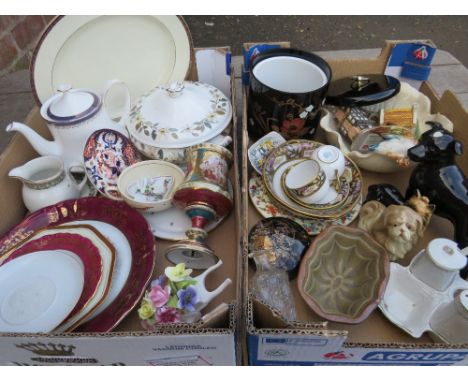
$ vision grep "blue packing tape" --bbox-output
[226,52,232,76]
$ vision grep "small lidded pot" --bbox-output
[127,81,233,164]
[409,238,467,291]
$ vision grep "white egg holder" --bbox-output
[379,260,468,342]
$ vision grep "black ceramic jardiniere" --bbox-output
[247,48,332,140]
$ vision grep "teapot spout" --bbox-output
[6,122,61,158]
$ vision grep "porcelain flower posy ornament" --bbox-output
[138,260,231,328]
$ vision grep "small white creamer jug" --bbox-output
[9,156,87,212]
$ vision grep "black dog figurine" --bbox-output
[406,121,468,277]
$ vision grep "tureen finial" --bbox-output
[165,82,184,98]
[56,84,72,93]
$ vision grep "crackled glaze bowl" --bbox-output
[297,226,390,324]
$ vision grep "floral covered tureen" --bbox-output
[128,81,233,164]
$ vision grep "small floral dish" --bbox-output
[248,131,286,174]
[297,226,389,324]
[138,261,232,327]
[320,82,454,173]
[111,160,185,213]
[249,174,361,236]
[83,129,141,199]
[248,217,310,275]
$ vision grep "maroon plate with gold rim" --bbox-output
[0,197,156,332]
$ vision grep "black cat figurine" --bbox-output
[406,121,468,277]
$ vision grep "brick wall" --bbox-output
[0,16,55,77]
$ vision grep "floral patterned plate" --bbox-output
[248,217,310,273]
[262,139,362,219]
[0,197,155,332]
[249,174,361,236]
[83,129,141,200]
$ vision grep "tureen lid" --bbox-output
[326,74,400,107]
[426,238,466,271]
[128,81,232,149]
[41,84,101,125]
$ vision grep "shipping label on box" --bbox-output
[248,333,347,365]
[0,333,236,366]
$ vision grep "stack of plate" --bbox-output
[0,197,155,333]
[249,140,363,235]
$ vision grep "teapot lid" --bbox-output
[128,81,232,149]
[41,85,101,125]
[426,238,467,271]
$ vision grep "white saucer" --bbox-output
[30,225,115,332]
[62,220,132,321]
[142,207,224,241]
[0,251,84,333]
[143,180,233,241]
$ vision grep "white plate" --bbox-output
[32,16,192,105]
[23,225,116,332]
[143,206,224,241]
[143,181,233,240]
[0,251,84,333]
[62,220,132,321]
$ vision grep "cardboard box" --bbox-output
[242,41,468,366]
[0,47,243,366]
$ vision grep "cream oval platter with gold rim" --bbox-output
[31,15,193,105]
[261,139,363,220]
[249,174,361,236]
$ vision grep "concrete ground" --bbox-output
[184,16,468,66]
[1,15,467,153]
